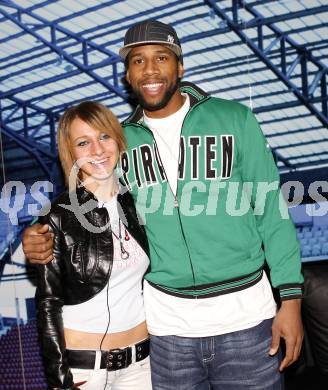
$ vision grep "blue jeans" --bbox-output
[150,319,284,390]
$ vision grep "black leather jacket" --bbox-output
[35,186,149,390]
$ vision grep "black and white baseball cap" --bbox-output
[119,20,183,62]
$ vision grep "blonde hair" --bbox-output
[57,101,126,184]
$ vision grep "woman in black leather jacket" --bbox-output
[35,101,152,390]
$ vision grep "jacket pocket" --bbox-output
[68,241,98,283]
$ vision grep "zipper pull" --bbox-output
[174,196,179,208]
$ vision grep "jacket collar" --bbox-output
[74,185,134,219]
[74,185,148,253]
[75,185,97,204]
[75,185,130,206]
[122,81,209,126]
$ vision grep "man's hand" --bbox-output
[22,223,54,264]
[269,298,303,371]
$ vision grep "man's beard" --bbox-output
[135,75,180,112]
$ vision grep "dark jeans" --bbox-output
[150,319,284,390]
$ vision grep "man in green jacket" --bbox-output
[24,19,303,390]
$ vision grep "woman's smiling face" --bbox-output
[69,117,120,181]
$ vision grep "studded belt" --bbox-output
[66,338,150,371]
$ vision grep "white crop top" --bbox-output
[62,195,149,333]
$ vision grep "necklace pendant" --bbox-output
[124,229,130,241]
[121,246,129,260]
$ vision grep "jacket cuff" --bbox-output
[278,284,303,301]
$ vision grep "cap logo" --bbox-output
[167,34,174,43]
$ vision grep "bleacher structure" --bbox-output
[0,321,46,390]
[0,1,327,388]
[297,225,328,261]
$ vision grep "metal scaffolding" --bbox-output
[0,0,327,175]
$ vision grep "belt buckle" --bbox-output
[106,348,128,371]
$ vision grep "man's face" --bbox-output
[126,45,184,114]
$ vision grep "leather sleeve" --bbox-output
[35,213,75,390]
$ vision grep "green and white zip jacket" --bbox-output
[120,81,303,301]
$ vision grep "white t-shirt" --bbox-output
[143,96,277,337]
[62,195,149,333]
[144,94,190,195]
